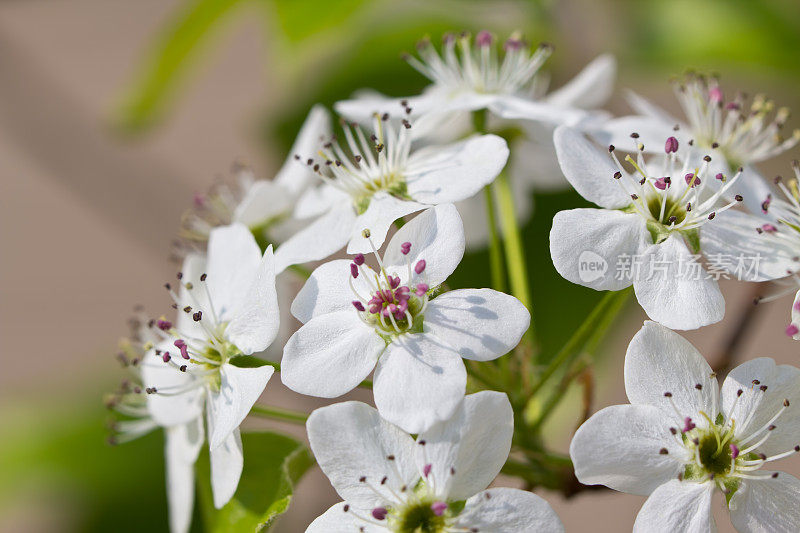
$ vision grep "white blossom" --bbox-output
[306,391,564,533]
[570,321,800,532]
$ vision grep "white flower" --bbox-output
[107,315,203,533]
[142,223,280,516]
[175,105,356,273]
[305,391,564,533]
[335,31,615,131]
[599,74,800,171]
[594,74,800,211]
[570,321,800,533]
[549,125,770,330]
[280,204,530,432]
[292,114,509,254]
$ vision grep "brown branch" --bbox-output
[712,283,768,377]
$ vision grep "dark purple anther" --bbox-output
[762,224,777,233]
[353,253,365,266]
[162,352,171,363]
[350,263,359,278]
[371,507,388,521]
[665,136,679,154]
[654,177,669,190]
[685,173,701,187]
[174,339,190,359]
[389,276,401,289]
[353,301,365,312]
[400,242,412,255]
[715,173,725,181]
[683,417,696,433]
[787,324,799,337]
[157,319,172,331]
[476,30,492,47]
[416,283,429,297]
[423,463,432,477]
[415,260,426,274]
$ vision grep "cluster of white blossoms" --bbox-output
[108,29,800,533]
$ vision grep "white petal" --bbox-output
[570,404,685,495]
[142,346,204,427]
[206,223,262,322]
[294,184,348,219]
[290,259,375,324]
[700,209,797,282]
[729,471,800,533]
[553,125,632,208]
[273,104,331,196]
[272,203,356,274]
[306,502,387,533]
[546,54,616,110]
[306,401,418,509]
[232,181,293,229]
[721,357,800,456]
[490,95,591,126]
[735,165,777,217]
[226,245,280,354]
[633,234,725,330]
[454,488,564,533]
[209,426,243,509]
[423,289,529,361]
[550,208,649,291]
[591,116,684,154]
[633,480,716,533]
[416,391,513,500]
[624,321,718,423]
[373,334,466,433]
[383,204,465,288]
[347,193,426,254]
[405,135,509,204]
[625,90,678,123]
[281,311,385,398]
[207,363,274,450]
[165,418,204,533]
[792,290,800,341]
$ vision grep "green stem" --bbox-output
[529,287,632,399]
[249,404,308,424]
[494,171,533,342]
[483,185,506,292]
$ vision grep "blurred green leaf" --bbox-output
[0,401,171,532]
[196,431,314,532]
[270,0,368,43]
[116,0,248,132]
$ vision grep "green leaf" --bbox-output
[116,0,248,132]
[270,0,368,43]
[197,431,315,532]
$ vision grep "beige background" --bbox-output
[1,1,798,531]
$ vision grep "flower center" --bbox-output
[394,499,447,533]
[350,231,431,337]
[303,114,413,214]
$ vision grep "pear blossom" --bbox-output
[280,204,530,432]
[174,105,355,273]
[594,74,800,212]
[290,112,509,254]
[106,314,203,533]
[305,391,564,533]
[142,223,279,516]
[335,31,615,131]
[549,125,769,330]
[570,321,800,532]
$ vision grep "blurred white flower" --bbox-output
[280,204,529,432]
[142,224,279,513]
[306,391,564,533]
[550,125,767,330]
[570,321,800,533]
[336,31,614,131]
[292,114,509,255]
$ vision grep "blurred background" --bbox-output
[3,0,800,531]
